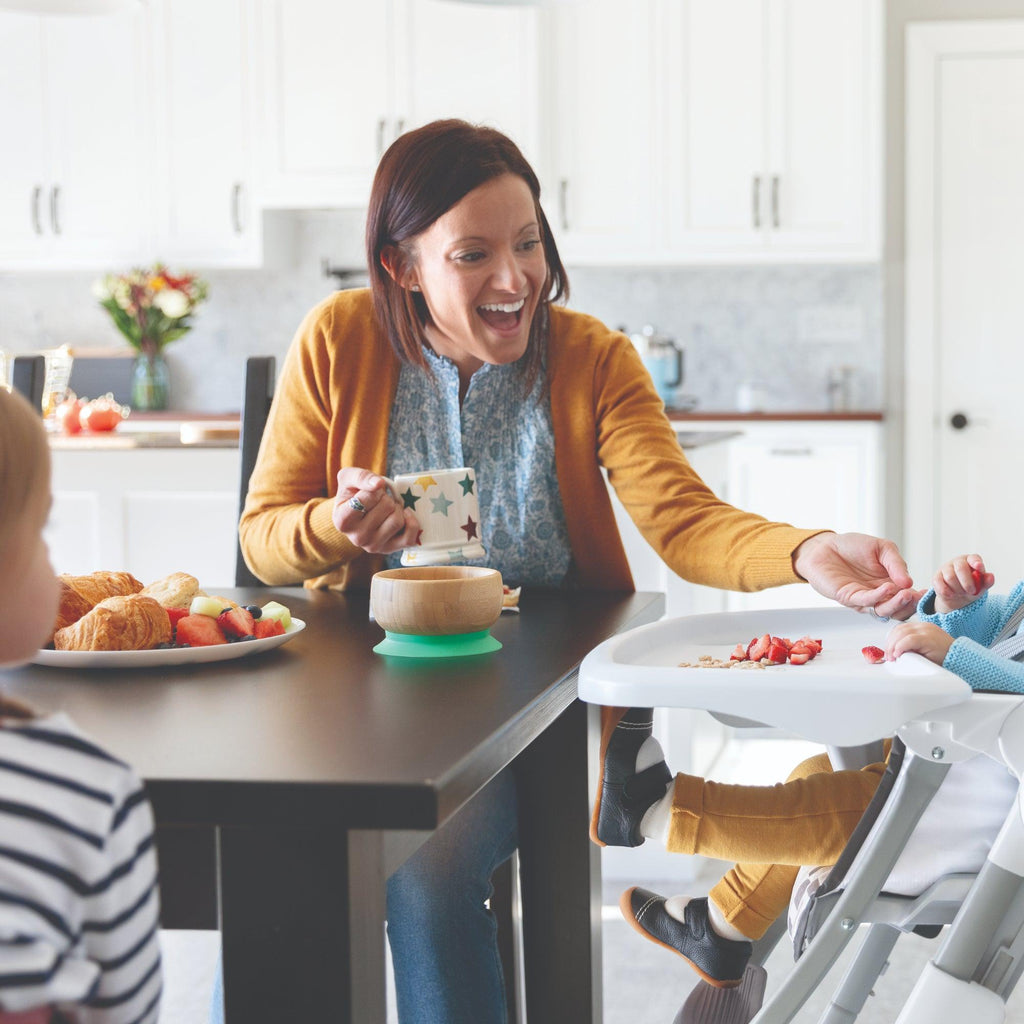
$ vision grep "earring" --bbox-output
[410,285,420,292]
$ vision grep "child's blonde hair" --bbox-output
[0,388,50,554]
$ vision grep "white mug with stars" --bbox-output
[383,466,486,567]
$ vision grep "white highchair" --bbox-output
[579,605,1024,1024]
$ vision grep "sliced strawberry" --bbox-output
[766,640,789,664]
[166,606,191,629]
[795,635,823,654]
[218,606,256,639]
[254,618,286,640]
[176,614,228,647]
[747,633,772,661]
[788,640,818,660]
[788,652,811,665]
[971,567,983,591]
[862,645,885,664]
[730,643,748,661]
[772,636,793,650]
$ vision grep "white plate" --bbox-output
[579,606,971,747]
[32,618,305,669]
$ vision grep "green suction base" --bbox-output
[373,629,502,659]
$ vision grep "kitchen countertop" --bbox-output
[667,410,883,422]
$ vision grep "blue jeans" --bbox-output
[209,767,518,1024]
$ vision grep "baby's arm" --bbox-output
[932,554,993,613]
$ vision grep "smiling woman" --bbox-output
[234,119,917,1024]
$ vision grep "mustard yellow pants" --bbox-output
[666,744,890,940]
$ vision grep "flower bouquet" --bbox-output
[93,264,209,410]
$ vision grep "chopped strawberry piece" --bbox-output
[862,645,885,664]
[166,606,191,628]
[254,618,286,640]
[788,640,818,660]
[730,643,748,661]
[747,633,772,661]
[971,568,983,591]
[217,606,256,639]
[176,614,228,647]
[772,636,793,650]
[795,636,823,654]
[788,652,811,665]
[766,640,789,664]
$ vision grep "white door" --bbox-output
[905,22,1024,584]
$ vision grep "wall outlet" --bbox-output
[797,305,865,344]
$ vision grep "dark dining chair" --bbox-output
[11,354,45,414]
[235,356,276,588]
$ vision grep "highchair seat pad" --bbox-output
[788,754,1018,940]
[579,607,971,746]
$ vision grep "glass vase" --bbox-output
[131,350,170,411]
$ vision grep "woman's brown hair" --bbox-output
[366,119,569,386]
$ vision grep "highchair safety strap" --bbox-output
[988,600,1024,661]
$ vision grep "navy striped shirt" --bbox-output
[0,713,161,1023]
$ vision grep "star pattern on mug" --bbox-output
[458,473,475,496]
[430,493,454,517]
[400,487,420,510]
[415,475,439,491]
[461,515,479,541]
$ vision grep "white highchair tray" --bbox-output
[579,606,971,746]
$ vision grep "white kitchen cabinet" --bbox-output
[545,0,664,263]
[47,446,241,590]
[149,0,261,266]
[549,0,880,265]
[665,0,881,261]
[255,0,541,209]
[0,8,152,269]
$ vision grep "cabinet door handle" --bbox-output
[395,118,405,138]
[559,178,569,231]
[49,185,61,236]
[752,175,761,229]
[31,185,43,235]
[376,118,387,157]
[769,447,813,457]
[231,182,244,234]
[771,174,780,228]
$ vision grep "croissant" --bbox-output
[45,580,95,647]
[140,571,201,609]
[53,594,172,652]
[59,570,144,608]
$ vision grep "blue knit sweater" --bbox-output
[918,581,1024,694]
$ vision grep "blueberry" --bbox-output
[244,604,262,619]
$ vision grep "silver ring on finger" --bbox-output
[349,496,367,516]
[868,607,890,623]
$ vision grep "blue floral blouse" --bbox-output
[384,346,572,588]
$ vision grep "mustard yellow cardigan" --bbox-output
[239,290,820,592]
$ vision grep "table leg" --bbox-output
[218,824,390,1023]
[515,697,603,1024]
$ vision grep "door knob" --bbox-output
[950,412,969,430]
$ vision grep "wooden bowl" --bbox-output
[370,566,504,636]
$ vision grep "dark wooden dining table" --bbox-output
[0,585,664,1024]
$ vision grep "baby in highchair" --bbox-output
[593,553,1022,987]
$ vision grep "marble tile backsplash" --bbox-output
[0,210,882,413]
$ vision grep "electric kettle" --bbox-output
[631,325,684,406]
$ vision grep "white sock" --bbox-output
[663,896,751,942]
[636,736,674,842]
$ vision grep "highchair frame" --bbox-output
[578,606,1024,1024]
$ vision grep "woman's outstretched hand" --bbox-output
[792,532,923,621]
[332,467,421,554]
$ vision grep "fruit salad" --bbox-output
[161,597,291,649]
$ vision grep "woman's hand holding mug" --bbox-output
[334,465,486,565]
[333,467,420,554]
